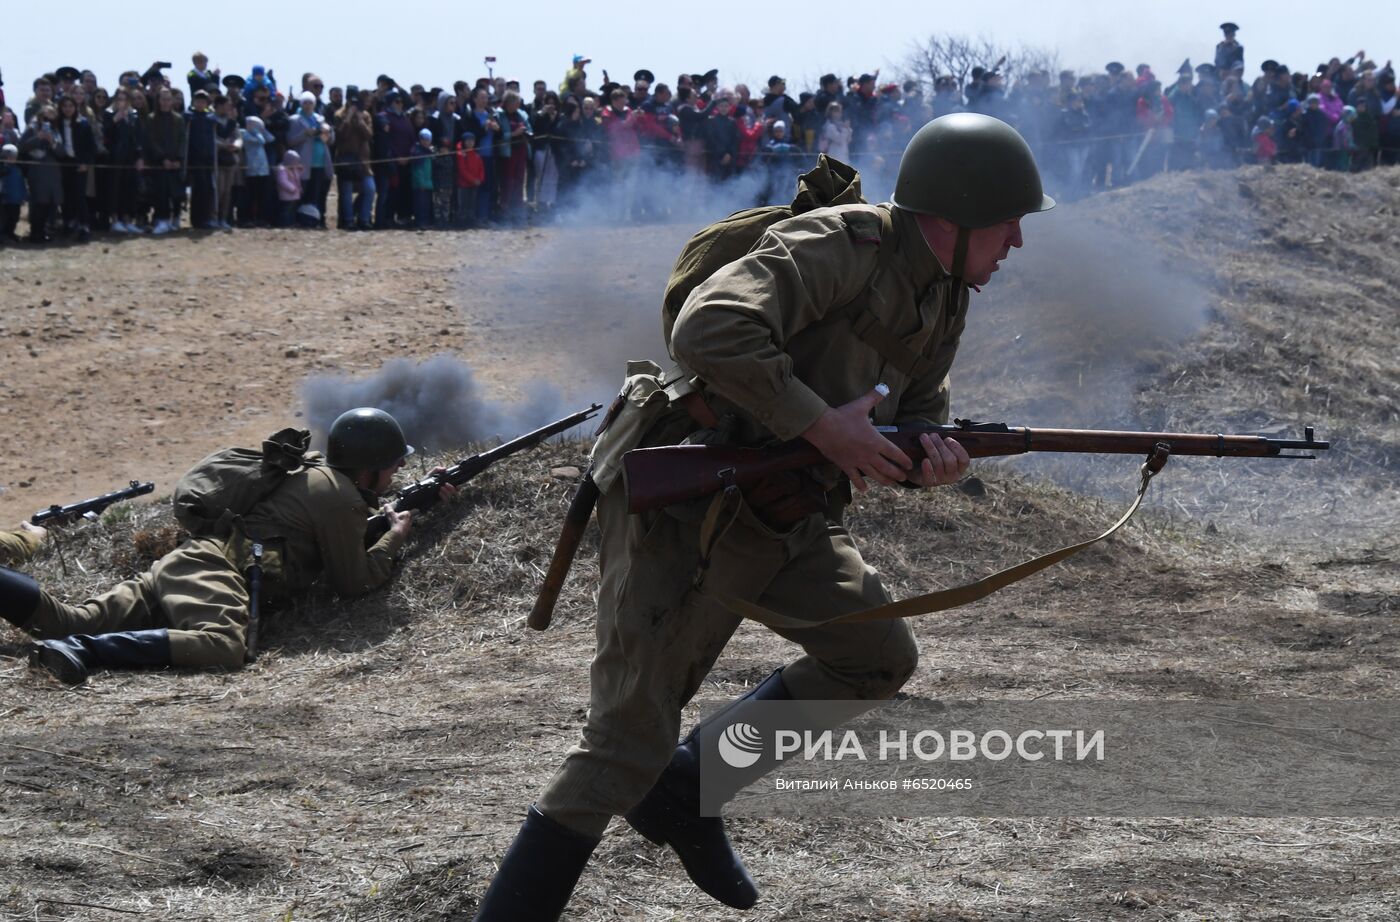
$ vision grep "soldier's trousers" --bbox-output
[24,538,249,670]
[538,484,918,838]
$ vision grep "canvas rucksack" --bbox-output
[173,428,322,538]
[660,155,936,382]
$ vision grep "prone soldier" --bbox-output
[0,408,453,684]
[473,113,1056,918]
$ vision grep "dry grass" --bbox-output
[3,166,1399,921]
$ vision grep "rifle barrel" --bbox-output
[32,480,156,525]
[365,403,603,543]
[623,421,1330,514]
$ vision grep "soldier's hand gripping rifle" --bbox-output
[364,404,602,545]
[32,480,156,526]
[622,420,1330,514]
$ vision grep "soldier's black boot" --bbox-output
[625,669,792,910]
[30,629,172,686]
[0,567,40,630]
[473,804,599,921]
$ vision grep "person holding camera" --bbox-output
[18,105,62,242]
[335,95,374,229]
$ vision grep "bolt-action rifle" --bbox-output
[364,404,603,545]
[32,480,156,526]
[621,420,1330,514]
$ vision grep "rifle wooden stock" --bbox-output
[622,420,1329,514]
[528,474,601,631]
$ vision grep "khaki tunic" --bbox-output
[25,465,404,669]
[0,530,41,565]
[538,203,966,837]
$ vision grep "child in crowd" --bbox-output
[432,124,456,226]
[454,132,484,228]
[275,149,304,226]
[1330,106,1357,172]
[241,115,274,226]
[1252,116,1277,164]
[411,127,434,227]
[0,144,26,243]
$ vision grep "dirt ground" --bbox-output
[1,165,1398,920]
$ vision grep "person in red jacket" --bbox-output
[454,133,485,227]
[734,102,766,172]
[1130,80,1173,180]
[601,87,640,218]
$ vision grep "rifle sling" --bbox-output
[711,458,1164,629]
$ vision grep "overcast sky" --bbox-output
[3,0,1394,99]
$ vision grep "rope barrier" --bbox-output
[25,127,1395,173]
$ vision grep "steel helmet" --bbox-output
[892,112,1055,228]
[326,408,413,470]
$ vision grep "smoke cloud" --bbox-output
[300,354,567,452]
[955,205,1212,426]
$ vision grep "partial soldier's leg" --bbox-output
[20,567,162,638]
[624,504,915,910]
[477,487,786,921]
[761,519,917,702]
[15,564,166,684]
[151,538,249,671]
[536,485,774,838]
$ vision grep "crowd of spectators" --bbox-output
[1,24,1397,245]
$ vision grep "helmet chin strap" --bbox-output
[950,225,971,284]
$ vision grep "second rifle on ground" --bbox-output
[32,480,156,526]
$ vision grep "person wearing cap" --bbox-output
[410,126,435,226]
[813,73,842,118]
[1273,98,1303,163]
[471,112,1054,920]
[1264,62,1296,116]
[561,54,590,94]
[0,410,456,684]
[1165,61,1203,170]
[761,75,799,134]
[630,69,654,108]
[184,89,221,227]
[1216,23,1244,74]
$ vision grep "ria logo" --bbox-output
[717,722,764,768]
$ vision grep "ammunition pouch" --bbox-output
[591,360,703,495]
